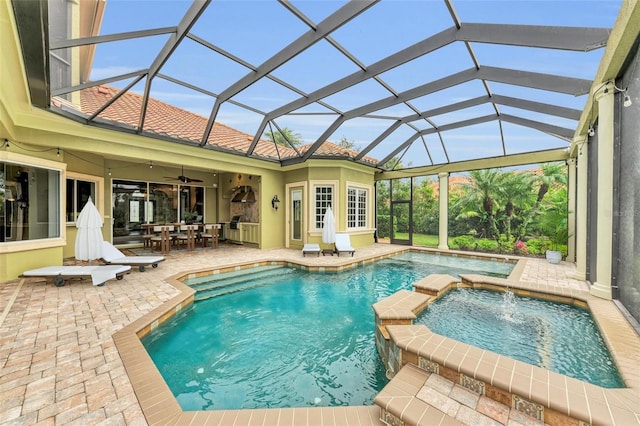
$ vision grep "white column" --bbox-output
[591,82,615,300]
[566,157,576,263]
[438,172,449,250]
[573,137,588,280]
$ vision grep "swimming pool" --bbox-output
[142,252,514,410]
[416,288,624,388]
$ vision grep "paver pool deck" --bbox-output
[1,243,637,425]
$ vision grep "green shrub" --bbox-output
[476,238,499,253]
[450,235,477,251]
[496,236,513,254]
[523,238,549,255]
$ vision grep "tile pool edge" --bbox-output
[376,275,640,425]
[110,250,533,425]
[112,260,399,425]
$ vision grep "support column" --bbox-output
[591,82,615,300]
[573,137,588,280]
[437,172,449,250]
[566,157,577,263]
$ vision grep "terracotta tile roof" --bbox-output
[71,85,378,165]
[295,141,378,165]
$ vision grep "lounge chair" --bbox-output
[22,264,131,287]
[101,241,165,271]
[334,233,355,257]
[302,243,321,257]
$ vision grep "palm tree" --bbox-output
[265,127,303,147]
[454,169,504,239]
[500,171,535,241]
[516,162,567,240]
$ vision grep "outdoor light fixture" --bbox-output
[588,126,595,137]
[610,84,633,107]
[271,195,280,210]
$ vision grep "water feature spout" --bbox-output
[501,288,518,322]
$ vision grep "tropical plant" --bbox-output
[499,171,535,241]
[265,127,303,147]
[454,169,504,239]
[538,188,569,253]
[516,162,567,240]
[183,210,197,222]
[337,135,360,151]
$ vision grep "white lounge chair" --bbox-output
[302,243,321,257]
[101,241,165,271]
[22,264,131,287]
[334,233,355,257]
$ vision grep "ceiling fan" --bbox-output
[164,165,203,183]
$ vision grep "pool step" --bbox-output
[185,266,293,300]
[184,264,284,286]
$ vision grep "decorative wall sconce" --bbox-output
[271,195,280,210]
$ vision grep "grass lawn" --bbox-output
[392,233,440,248]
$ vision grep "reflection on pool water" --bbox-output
[416,288,625,388]
[142,252,517,410]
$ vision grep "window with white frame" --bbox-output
[66,174,98,223]
[347,186,368,229]
[313,185,333,230]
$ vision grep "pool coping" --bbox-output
[111,250,639,425]
[373,273,640,425]
[113,251,422,425]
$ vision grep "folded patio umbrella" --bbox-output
[75,196,104,264]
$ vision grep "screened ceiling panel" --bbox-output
[442,123,506,162]
[397,140,436,169]
[192,1,309,65]
[269,42,361,95]
[267,115,337,146]
[229,77,301,113]
[471,44,607,80]
[367,103,422,120]
[498,106,578,130]
[427,104,498,127]
[330,116,395,145]
[147,79,216,126]
[319,78,395,112]
[501,123,569,154]
[329,1,453,65]
[161,38,253,95]
[36,0,621,171]
[377,43,477,93]
[365,124,424,163]
[407,81,491,114]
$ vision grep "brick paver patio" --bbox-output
[0,243,587,425]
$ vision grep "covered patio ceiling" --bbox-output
[13,0,620,171]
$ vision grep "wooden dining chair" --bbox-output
[176,224,197,251]
[150,226,172,254]
[201,223,220,249]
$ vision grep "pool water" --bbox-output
[416,288,624,388]
[142,253,517,410]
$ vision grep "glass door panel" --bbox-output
[391,201,411,245]
[291,189,302,241]
[390,178,412,245]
